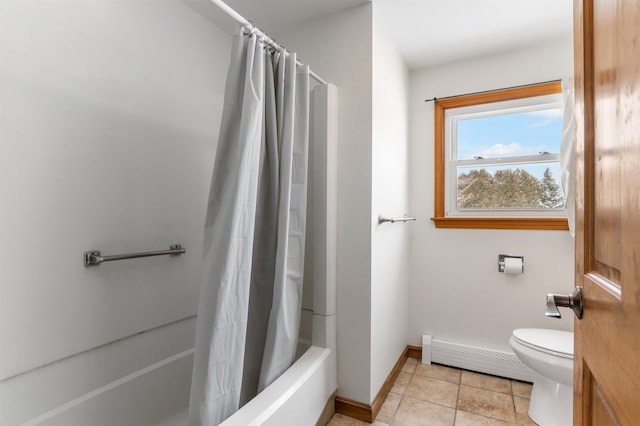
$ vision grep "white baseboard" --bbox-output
[422,335,535,382]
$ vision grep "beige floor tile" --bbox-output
[514,396,536,425]
[415,363,462,384]
[401,357,418,373]
[331,368,531,426]
[461,370,511,394]
[405,374,460,408]
[394,396,456,426]
[454,410,515,425]
[390,371,412,395]
[511,380,533,399]
[375,392,401,424]
[405,357,419,366]
[327,413,371,425]
[457,385,516,423]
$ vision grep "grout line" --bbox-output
[453,372,462,425]
[391,359,413,425]
[511,380,518,420]
[366,363,531,426]
[458,383,513,395]
[456,409,514,425]
[512,380,519,424]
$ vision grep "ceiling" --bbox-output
[186,0,573,69]
[376,0,573,69]
[182,0,368,35]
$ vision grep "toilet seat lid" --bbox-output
[512,328,574,357]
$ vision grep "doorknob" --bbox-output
[545,286,583,319]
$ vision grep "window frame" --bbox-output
[431,81,569,230]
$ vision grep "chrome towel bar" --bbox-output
[378,215,417,225]
[84,244,185,267]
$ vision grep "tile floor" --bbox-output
[327,358,536,426]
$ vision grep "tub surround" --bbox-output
[0,1,230,423]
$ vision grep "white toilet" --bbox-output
[509,328,574,426]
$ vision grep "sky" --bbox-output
[457,107,563,159]
[456,107,564,182]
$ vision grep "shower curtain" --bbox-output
[189,28,310,426]
[560,78,575,237]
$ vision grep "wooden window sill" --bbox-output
[431,217,569,230]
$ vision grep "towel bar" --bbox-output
[378,215,417,225]
[84,244,185,267]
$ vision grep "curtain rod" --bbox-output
[208,0,327,85]
[423,79,562,103]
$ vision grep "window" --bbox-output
[432,81,569,230]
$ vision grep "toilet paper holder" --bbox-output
[498,254,524,273]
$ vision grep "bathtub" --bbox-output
[220,292,337,426]
[220,84,338,426]
[221,336,336,426]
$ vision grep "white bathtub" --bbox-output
[220,343,336,426]
[221,305,337,426]
[220,307,337,426]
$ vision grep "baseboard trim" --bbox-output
[370,346,410,419]
[406,345,422,359]
[334,396,373,423]
[335,345,418,423]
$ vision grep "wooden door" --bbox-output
[573,0,640,424]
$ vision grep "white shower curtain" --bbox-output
[189,28,310,426]
[560,79,575,236]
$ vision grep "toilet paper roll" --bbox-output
[504,257,523,274]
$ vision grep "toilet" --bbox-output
[509,328,574,426]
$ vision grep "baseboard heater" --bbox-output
[422,335,535,383]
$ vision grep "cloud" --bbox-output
[527,119,554,128]
[525,108,564,118]
[523,108,563,128]
[476,142,525,158]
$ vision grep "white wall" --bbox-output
[370,6,410,402]
[0,5,575,424]
[408,38,576,354]
[0,1,231,423]
[273,4,375,404]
